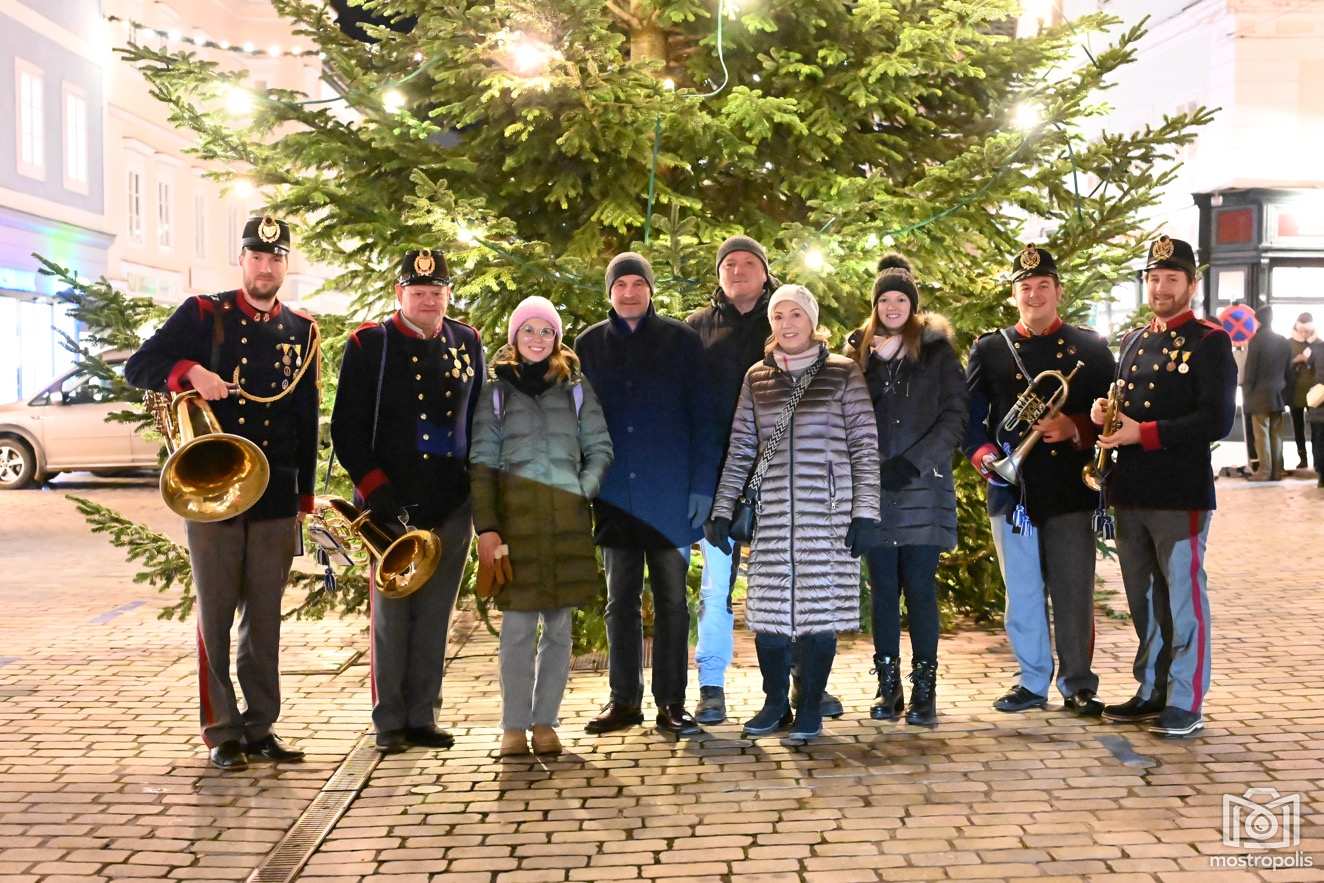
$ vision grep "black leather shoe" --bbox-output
[1063,691,1104,717]
[406,725,455,749]
[694,686,726,724]
[993,686,1048,713]
[1101,694,1165,723]
[1147,706,1204,737]
[244,733,305,761]
[584,702,644,734]
[209,740,248,771]
[375,729,408,754]
[656,704,702,736]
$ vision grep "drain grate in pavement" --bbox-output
[245,736,380,883]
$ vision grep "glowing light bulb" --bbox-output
[218,39,230,50]
[413,52,424,62]
[233,179,255,198]
[1013,101,1042,131]
[242,41,255,54]
[663,78,676,91]
[224,85,253,116]
[803,247,826,272]
[382,89,406,112]
[268,44,282,57]
[457,224,482,245]
[882,234,896,247]
[865,233,880,249]
[167,29,181,43]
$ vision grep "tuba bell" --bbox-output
[145,389,270,522]
[308,498,441,599]
[989,361,1083,485]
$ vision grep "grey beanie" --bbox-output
[604,252,655,296]
[715,235,770,276]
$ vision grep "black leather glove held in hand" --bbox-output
[845,516,882,558]
[879,456,921,492]
[703,517,732,555]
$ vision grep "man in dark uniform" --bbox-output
[964,244,1115,717]
[330,248,483,754]
[1095,235,1236,738]
[125,215,317,770]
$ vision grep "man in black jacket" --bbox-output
[124,215,316,771]
[964,244,1114,718]
[1242,305,1294,481]
[576,252,719,737]
[331,249,483,754]
[1095,235,1237,737]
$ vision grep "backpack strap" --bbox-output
[571,381,583,418]
[491,383,506,423]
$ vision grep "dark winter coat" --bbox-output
[711,346,881,637]
[574,305,721,549]
[845,316,968,550]
[468,350,614,612]
[1243,325,1293,415]
[1307,341,1324,425]
[685,286,773,458]
[124,290,319,520]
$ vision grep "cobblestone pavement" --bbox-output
[1,471,1322,882]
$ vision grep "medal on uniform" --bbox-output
[1178,351,1191,374]
[452,367,461,379]
[1166,362,1176,372]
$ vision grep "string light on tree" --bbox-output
[231,179,255,199]
[1013,101,1043,131]
[803,246,827,272]
[501,31,559,77]
[382,89,406,112]
[456,224,482,246]
[223,85,253,117]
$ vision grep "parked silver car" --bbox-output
[0,353,159,489]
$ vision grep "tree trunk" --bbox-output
[628,1,667,67]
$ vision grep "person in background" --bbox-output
[1289,313,1316,471]
[1242,305,1293,481]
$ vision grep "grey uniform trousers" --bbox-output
[369,500,473,733]
[186,515,298,748]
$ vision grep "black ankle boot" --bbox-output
[744,633,793,736]
[905,658,937,727]
[870,656,904,721]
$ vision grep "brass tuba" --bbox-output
[989,361,1083,485]
[145,389,270,522]
[308,498,441,599]
[1082,379,1124,491]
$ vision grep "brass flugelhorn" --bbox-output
[989,361,1083,485]
[308,498,441,599]
[1082,379,1124,492]
[145,389,270,522]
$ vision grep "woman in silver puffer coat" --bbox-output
[707,284,881,742]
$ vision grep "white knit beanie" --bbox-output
[767,283,819,328]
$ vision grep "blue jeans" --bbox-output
[695,538,740,688]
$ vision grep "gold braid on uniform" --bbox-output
[230,323,321,404]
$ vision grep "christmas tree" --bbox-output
[66,0,1210,632]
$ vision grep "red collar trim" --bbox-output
[1015,316,1063,338]
[391,312,444,340]
[236,289,282,320]
[1149,310,1195,333]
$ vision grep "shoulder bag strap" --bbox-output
[746,357,824,497]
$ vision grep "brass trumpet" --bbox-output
[1082,379,1124,491]
[145,389,270,522]
[989,361,1083,485]
[308,498,441,599]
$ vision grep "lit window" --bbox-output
[128,169,144,243]
[157,179,173,249]
[194,192,207,259]
[62,85,89,193]
[15,59,45,180]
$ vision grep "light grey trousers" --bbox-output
[186,515,298,747]
[499,606,574,731]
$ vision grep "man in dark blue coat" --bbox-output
[575,252,720,736]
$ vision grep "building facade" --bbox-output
[1,0,338,402]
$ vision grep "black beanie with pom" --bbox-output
[872,253,920,311]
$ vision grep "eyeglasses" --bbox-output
[518,325,557,339]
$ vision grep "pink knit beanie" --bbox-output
[507,296,564,346]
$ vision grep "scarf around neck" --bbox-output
[773,343,822,375]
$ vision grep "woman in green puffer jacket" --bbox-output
[469,296,614,759]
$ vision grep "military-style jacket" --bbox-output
[1108,310,1236,511]
[124,289,320,520]
[964,319,1115,525]
[330,312,484,528]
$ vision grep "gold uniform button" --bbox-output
[237,417,246,425]
[445,391,453,398]
[241,337,248,344]
[1149,382,1156,389]
[1128,382,1135,390]
[1056,352,1063,358]
[420,413,427,419]
[241,319,248,326]
[238,399,246,406]
[241,357,248,364]
[1057,339,1064,345]
[446,410,453,417]
[411,356,419,364]
[418,393,425,400]
[261,440,269,447]
[1137,349,1144,355]
[1050,449,1058,456]
[1144,401,1152,408]
[415,374,422,381]
[423,434,430,441]
[1015,373,1023,380]
[422,453,430,460]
